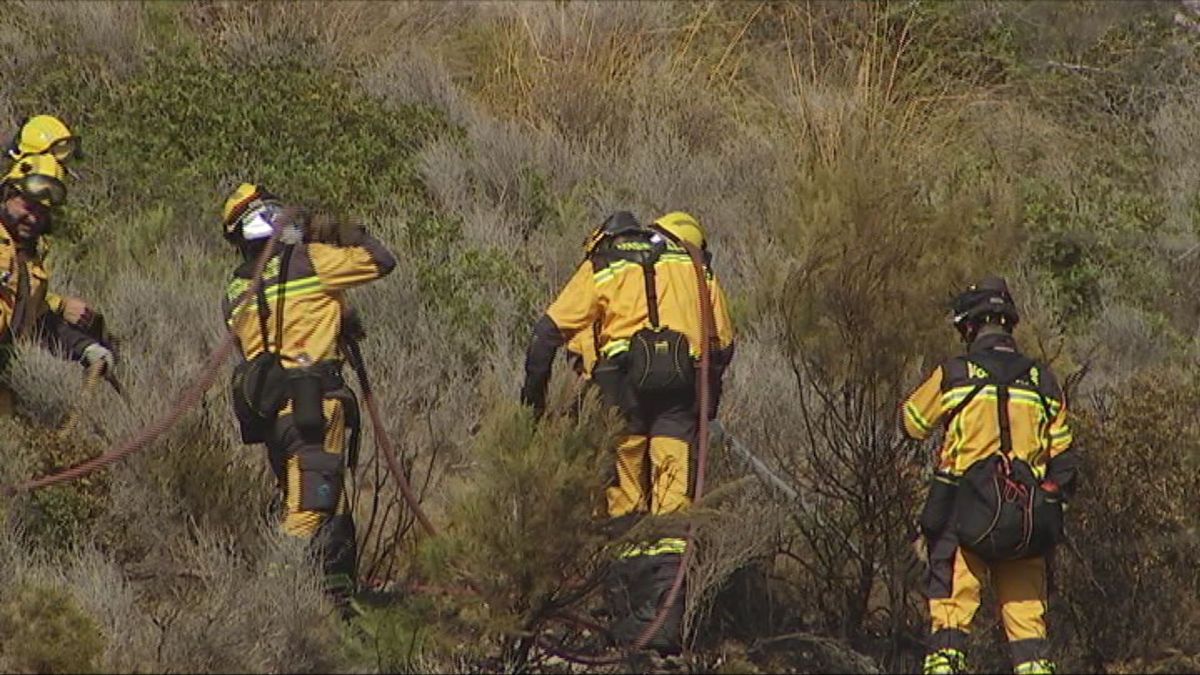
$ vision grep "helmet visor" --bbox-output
[237,201,283,241]
[14,173,67,207]
[48,136,80,162]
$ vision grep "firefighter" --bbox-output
[520,211,736,655]
[1,154,114,415]
[219,183,396,615]
[5,114,97,330]
[901,276,1079,675]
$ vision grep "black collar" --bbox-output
[969,331,1018,354]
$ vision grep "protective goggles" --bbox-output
[46,136,81,163]
[11,172,67,208]
[236,201,283,241]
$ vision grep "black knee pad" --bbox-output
[317,514,358,579]
[296,448,343,513]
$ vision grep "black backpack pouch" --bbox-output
[296,448,343,513]
[955,455,1058,561]
[626,326,695,396]
[231,352,288,443]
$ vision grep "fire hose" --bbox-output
[0,212,290,497]
[340,238,717,665]
[0,215,719,665]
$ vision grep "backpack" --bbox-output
[947,354,1065,561]
[588,216,696,396]
[230,244,295,443]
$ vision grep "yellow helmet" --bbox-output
[9,115,80,163]
[653,211,706,249]
[3,153,67,208]
[222,182,282,242]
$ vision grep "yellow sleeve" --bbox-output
[710,275,735,349]
[1047,396,1073,457]
[901,366,945,440]
[308,236,396,292]
[545,261,601,336]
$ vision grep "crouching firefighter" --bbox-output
[520,211,736,655]
[4,115,108,338]
[901,277,1079,675]
[1,154,115,416]
[219,183,396,615]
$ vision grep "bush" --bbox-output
[418,390,619,670]
[1053,366,1200,671]
[0,582,105,674]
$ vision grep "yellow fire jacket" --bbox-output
[522,234,736,409]
[222,233,396,367]
[545,244,735,361]
[0,231,95,358]
[901,333,1077,487]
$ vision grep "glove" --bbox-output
[337,221,367,247]
[342,308,366,343]
[61,296,96,328]
[305,213,367,246]
[81,343,115,371]
[519,380,546,421]
[304,213,339,244]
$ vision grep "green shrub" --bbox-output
[417,394,619,668]
[0,582,105,674]
[13,13,454,249]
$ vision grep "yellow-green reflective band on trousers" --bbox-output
[618,537,687,559]
[922,649,967,675]
[1014,659,1056,675]
[324,572,355,592]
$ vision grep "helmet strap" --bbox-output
[957,321,979,344]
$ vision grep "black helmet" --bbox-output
[583,210,642,255]
[952,276,1019,339]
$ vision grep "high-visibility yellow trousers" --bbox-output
[926,528,1051,668]
[266,397,356,598]
[605,393,695,519]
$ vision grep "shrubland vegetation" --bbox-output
[0,1,1198,672]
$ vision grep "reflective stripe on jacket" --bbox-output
[901,333,1073,478]
[222,233,395,367]
[545,243,735,361]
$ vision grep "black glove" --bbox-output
[305,213,367,246]
[342,308,366,343]
[520,379,546,420]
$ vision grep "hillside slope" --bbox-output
[0,2,1198,672]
